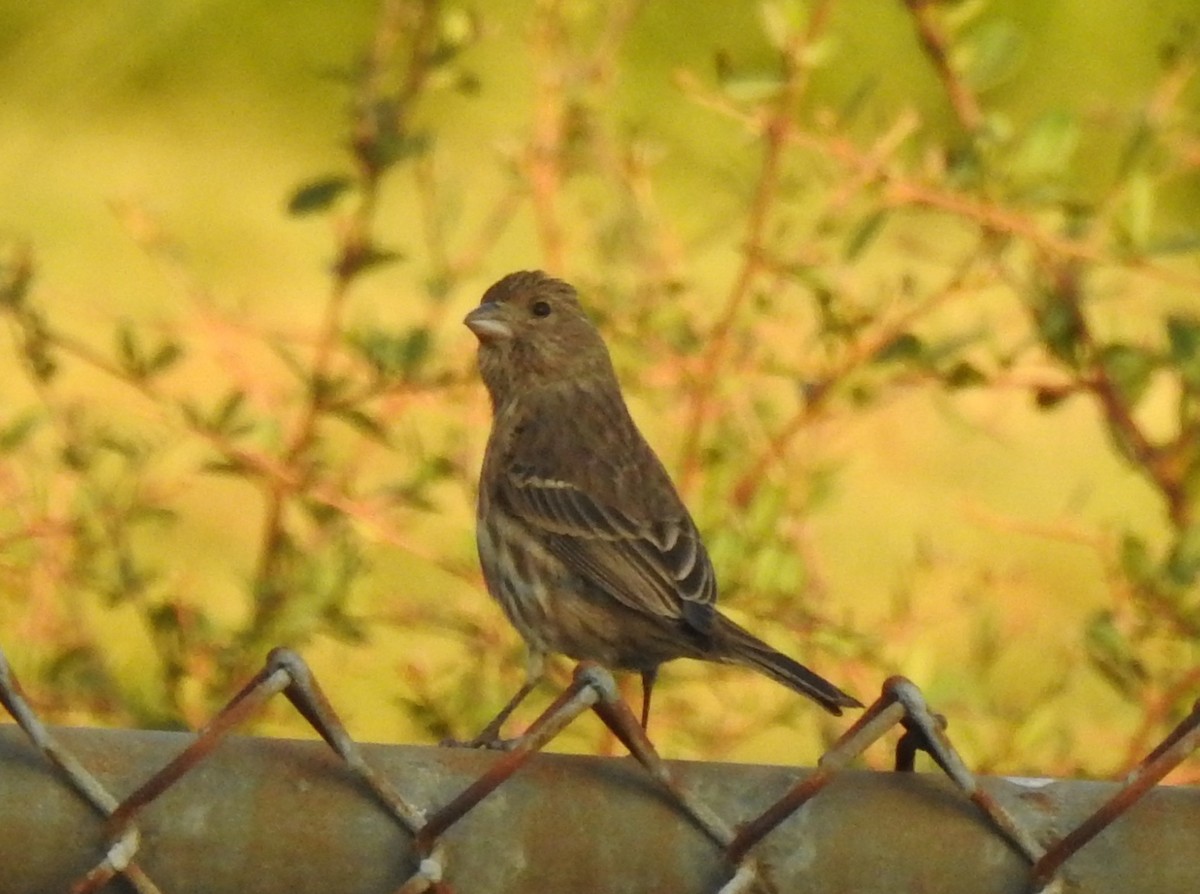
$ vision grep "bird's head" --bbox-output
[465,270,617,408]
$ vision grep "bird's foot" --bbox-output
[439,731,522,751]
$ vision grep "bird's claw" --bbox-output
[439,733,521,751]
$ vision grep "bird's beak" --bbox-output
[464,302,513,341]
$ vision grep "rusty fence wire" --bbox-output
[1,645,1198,894]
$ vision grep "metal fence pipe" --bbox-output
[0,724,1196,893]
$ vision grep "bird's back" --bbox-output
[481,376,718,638]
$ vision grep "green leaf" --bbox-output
[97,431,146,461]
[943,361,987,389]
[0,245,33,310]
[117,323,143,378]
[1116,119,1155,180]
[25,322,57,382]
[210,390,248,435]
[375,131,432,169]
[424,272,453,303]
[339,244,405,278]
[1035,289,1083,367]
[180,401,203,430]
[332,407,389,444]
[349,326,433,381]
[943,0,989,31]
[955,20,1025,91]
[202,456,254,478]
[302,497,343,526]
[287,175,353,216]
[269,338,308,385]
[844,210,888,260]
[1143,232,1200,256]
[1085,611,1147,699]
[978,111,1014,145]
[147,603,184,636]
[453,71,481,96]
[873,332,924,364]
[1185,454,1200,511]
[0,412,40,452]
[358,245,405,271]
[848,382,875,407]
[759,0,803,50]
[1166,523,1200,585]
[439,6,478,50]
[128,504,178,527]
[1034,385,1072,410]
[799,36,838,68]
[322,602,368,644]
[1099,343,1157,407]
[1118,533,1155,586]
[1167,316,1200,359]
[1167,315,1200,391]
[1120,172,1155,250]
[147,341,183,375]
[720,73,784,103]
[392,454,458,510]
[837,76,878,126]
[399,327,432,376]
[309,372,352,407]
[1012,110,1079,182]
[115,324,181,380]
[45,645,106,693]
[61,439,91,471]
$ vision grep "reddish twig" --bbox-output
[677,0,839,493]
[900,0,984,133]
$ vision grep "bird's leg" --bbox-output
[0,647,161,894]
[639,667,657,730]
[444,651,545,750]
[445,679,538,749]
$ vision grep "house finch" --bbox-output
[462,270,860,743]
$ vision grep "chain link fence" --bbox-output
[2,646,1198,893]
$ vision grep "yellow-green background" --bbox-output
[1,0,1198,777]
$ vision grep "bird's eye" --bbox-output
[531,300,552,318]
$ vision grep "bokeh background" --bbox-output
[1,0,1198,778]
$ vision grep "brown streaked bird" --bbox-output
[461,270,860,745]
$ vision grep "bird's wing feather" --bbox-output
[499,464,716,633]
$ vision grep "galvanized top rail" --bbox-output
[2,649,1198,894]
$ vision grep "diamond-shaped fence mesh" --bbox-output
[1,645,1198,894]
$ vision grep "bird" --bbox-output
[459,269,860,746]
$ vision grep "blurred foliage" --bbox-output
[0,0,1198,778]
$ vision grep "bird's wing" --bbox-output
[499,464,716,635]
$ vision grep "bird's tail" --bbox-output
[712,614,861,715]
